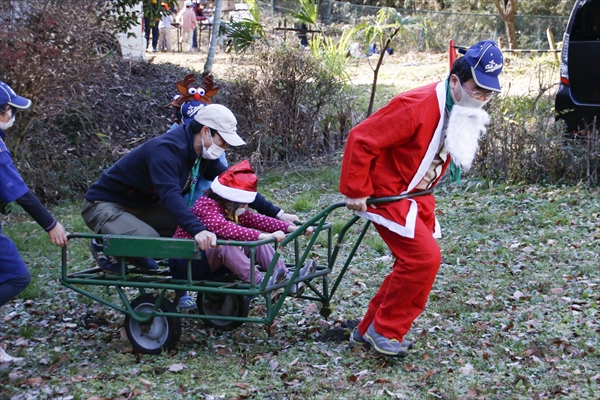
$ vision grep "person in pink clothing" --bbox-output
[178,1,197,52]
[173,160,315,297]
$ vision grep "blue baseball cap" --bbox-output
[463,40,503,92]
[0,81,32,109]
[179,100,207,124]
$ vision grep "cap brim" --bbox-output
[7,95,32,109]
[220,132,246,146]
[471,67,501,92]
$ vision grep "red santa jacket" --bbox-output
[339,81,449,239]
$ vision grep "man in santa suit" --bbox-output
[340,40,504,357]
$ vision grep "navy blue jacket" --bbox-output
[84,125,280,237]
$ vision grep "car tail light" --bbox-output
[560,33,570,83]
[561,33,569,63]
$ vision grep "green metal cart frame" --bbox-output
[60,191,431,354]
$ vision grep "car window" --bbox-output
[570,0,600,41]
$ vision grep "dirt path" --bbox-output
[147,47,554,98]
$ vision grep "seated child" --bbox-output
[172,160,315,303]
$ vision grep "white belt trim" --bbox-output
[356,199,443,239]
[356,199,418,239]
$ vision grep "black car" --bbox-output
[555,0,600,136]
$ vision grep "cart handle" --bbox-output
[279,188,434,247]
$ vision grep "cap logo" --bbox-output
[485,60,503,73]
[185,102,205,117]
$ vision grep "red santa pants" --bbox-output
[357,198,441,340]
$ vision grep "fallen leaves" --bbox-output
[168,363,186,372]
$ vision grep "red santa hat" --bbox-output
[210,160,258,203]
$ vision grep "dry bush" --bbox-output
[219,44,359,169]
[0,1,186,204]
[473,94,599,186]
[0,1,120,148]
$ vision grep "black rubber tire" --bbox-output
[125,293,181,354]
[196,292,250,331]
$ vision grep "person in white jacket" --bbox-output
[158,2,174,52]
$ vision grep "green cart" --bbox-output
[61,191,431,354]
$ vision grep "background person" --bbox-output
[340,40,503,357]
[178,1,197,52]
[0,81,68,363]
[157,2,174,52]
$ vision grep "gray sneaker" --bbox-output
[266,268,286,287]
[264,268,286,302]
[288,259,317,297]
[351,325,413,349]
[363,323,407,357]
[350,327,368,347]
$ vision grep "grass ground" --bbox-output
[1,164,598,399]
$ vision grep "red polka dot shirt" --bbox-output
[173,196,292,241]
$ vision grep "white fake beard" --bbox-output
[444,105,490,171]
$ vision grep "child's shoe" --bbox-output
[262,268,286,302]
[288,259,316,297]
[266,268,286,287]
[177,292,197,312]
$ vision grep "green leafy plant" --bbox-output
[349,7,421,116]
[222,0,267,54]
[309,29,356,84]
[291,0,319,26]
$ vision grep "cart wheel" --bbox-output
[196,293,250,331]
[125,294,181,354]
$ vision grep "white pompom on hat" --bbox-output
[211,160,258,203]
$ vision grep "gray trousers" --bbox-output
[82,199,178,237]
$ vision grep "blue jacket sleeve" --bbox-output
[147,146,208,237]
[250,193,280,218]
[16,190,57,232]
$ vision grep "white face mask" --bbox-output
[0,112,15,130]
[201,131,226,160]
[452,81,491,109]
[234,207,246,217]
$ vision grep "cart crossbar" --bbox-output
[102,235,202,260]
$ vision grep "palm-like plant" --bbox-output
[351,8,421,116]
[309,29,356,84]
[222,0,266,54]
[291,0,319,26]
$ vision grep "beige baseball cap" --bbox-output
[193,104,245,146]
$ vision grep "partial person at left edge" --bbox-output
[0,81,68,363]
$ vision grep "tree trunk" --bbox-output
[367,36,395,117]
[204,0,224,74]
[492,0,518,50]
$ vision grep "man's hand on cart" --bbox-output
[345,196,369,212]
[194,230,217,250]
[258,231,286,242]
[278,213,299,224]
